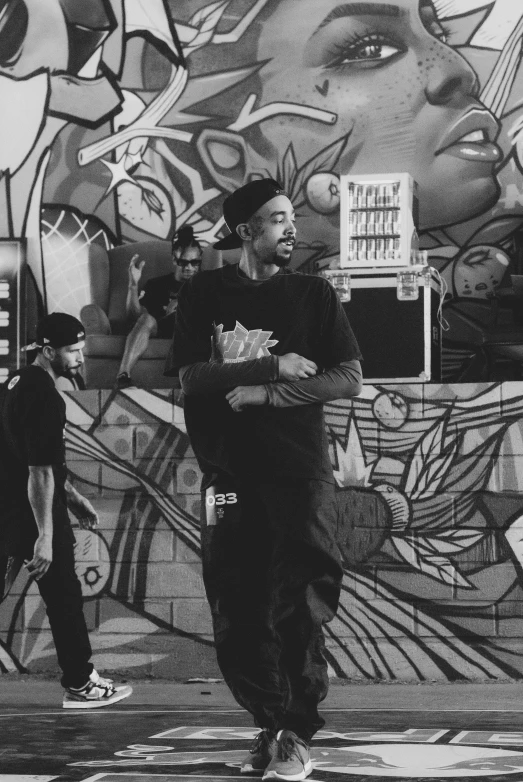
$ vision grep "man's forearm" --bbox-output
[126,284,142,321]
[28,466,55,539]
[180,355,279,395]
[264,360,362,408]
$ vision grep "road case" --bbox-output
[339,267,442,383]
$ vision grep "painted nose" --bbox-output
[425,48,478,106]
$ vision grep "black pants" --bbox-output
[201,479,342,742]
[0,510,93,689]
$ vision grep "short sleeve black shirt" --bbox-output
[140,273,183,324]
[0,366,68,556]
[168,264,362,486]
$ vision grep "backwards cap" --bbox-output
[24,313,85,351]
[214,178,287,250]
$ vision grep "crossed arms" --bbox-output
[179,353,362,412]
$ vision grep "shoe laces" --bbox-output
[278,732,308,762]
[249,729,273,754]
[90,670,115,690]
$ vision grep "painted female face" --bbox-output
[254,0,501,242]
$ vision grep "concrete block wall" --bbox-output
[3,382,523,682]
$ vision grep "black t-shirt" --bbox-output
[168,264,361,486]
[140,273,183,324]
[0,366,68,557]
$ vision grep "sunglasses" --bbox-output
[176,259,202,268]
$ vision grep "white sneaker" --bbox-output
[63,669,133,709]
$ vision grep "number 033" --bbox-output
[206,493,238,507]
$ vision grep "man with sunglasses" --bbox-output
[116,227,202,388]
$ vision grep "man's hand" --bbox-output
[24,533,53,580]
[128,254,145,287]
[69,495,99,530]
[226,385,268,412]
[278,353,318,381]
[164,297,178,317]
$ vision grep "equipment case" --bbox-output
[342,267,442,384]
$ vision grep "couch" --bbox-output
[80,240,221,388]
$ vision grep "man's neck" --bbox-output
[32,355,58,385]
[238,249,281,281]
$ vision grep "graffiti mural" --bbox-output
[3,384,523,681]
[3,1,523,681]
[0,1,523,343]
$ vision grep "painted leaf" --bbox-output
[404,416,447,495]
[391,536,474,589]
[420,529,485,555]
[292,136,348,203]
[282,144,298,193]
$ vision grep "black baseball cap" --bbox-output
[214,178,287,250]
[24,313,85,351]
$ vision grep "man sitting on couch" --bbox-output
[116,227,202,388]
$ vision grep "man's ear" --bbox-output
[236,223,251,242]
[196,129,251,193]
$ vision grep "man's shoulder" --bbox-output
[181,266,227,294]
[5,366,54,395]
[144,273,175,290]
[281,269,329,292]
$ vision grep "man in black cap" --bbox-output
[0,313,133,708]
[166,180,362,780]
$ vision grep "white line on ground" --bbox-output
[3,707,523,719]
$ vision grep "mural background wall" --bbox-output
[3,1,523,679]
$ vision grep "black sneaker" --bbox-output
[262,730,312,781]
[241,729,278,774]
[116,372,133,389]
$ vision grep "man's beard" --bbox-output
[265,246,293,267]
[51,358,79,379]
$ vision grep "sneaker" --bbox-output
[116,372,134,389]
[63,669,133,709]
[262,730,312,781]
[241,729,277,774]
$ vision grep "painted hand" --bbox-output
[69,496,99,530]
[225,385,268,412]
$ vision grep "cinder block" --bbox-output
[64,390,101,425]
[171,599,213,634]
[94,497,127,531]
[68,462,102,497]
[94,424,135,461]
[177,461,203,494]
[146,562,205,598]
[100,390,173,426]
[136,530,175,562]
[141,600,174,625]
[501,382,523,417]
[100,463,141,497]
[174,536,202,563]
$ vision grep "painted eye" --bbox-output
[344,43,400,62]
[328,35,404,68]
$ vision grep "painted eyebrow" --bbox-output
[270,211,296,218]
[317,3,402,29]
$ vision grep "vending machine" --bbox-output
[322,173,442,383]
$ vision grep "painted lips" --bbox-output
[436,109,502,164]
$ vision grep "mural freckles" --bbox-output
[4,1,523,681]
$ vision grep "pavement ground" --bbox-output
[3,678,523,782]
